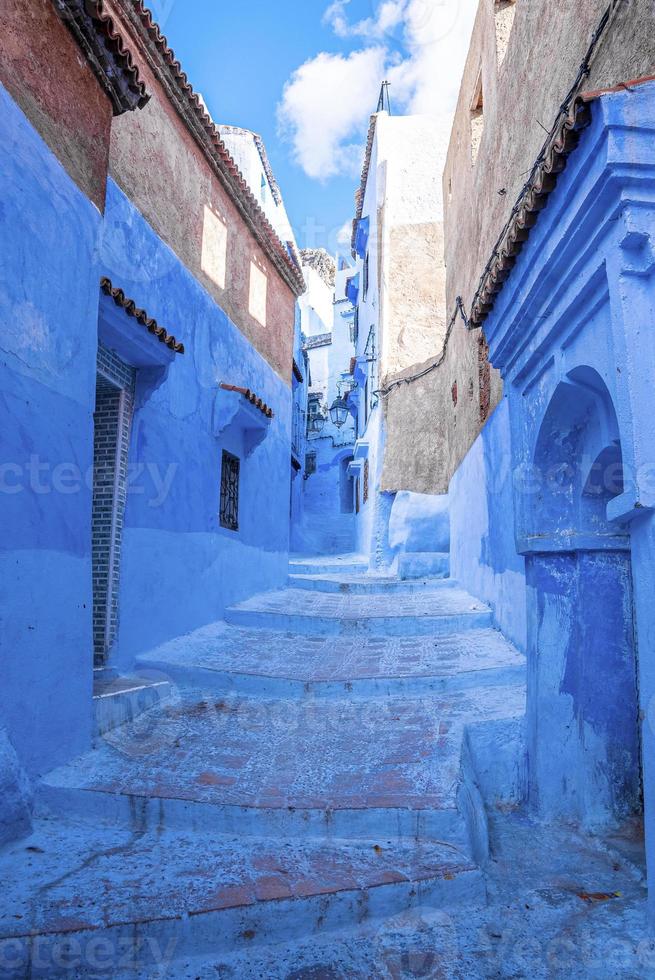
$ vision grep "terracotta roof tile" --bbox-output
[100,277,184,353]
[351,113,379,253]
[219,383,274,419]
[53,0,149,114]
[469,96,592,328]
[470,76,655,328]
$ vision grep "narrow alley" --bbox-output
[2,0,655,976]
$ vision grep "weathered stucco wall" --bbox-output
[445,0,655,315]
[381,302,503,495]
[377,114,447,378]
[106,5,297,382]
[415,0,655,492]
[355,113,450,496]
[0,87,99,778]
[0,0,113,208]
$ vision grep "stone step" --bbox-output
[398,552,450,580]
[40,685,524,847]
[225,586,493,636]
[289,554,368,576]
[170,811,649,979]
[288,572,458,594]
[93,673,172,737]
[136,624,526,700]
[0,819,484,975]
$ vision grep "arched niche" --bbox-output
[524,366,641,830]
[524,367,628,553]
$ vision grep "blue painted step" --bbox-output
[135,624,526,700]
[398,551,451,580]
[288,572,457,593]
[0,819,484,972]
[93,674,172,737]
[225,585,493,636]
[289,555,368,576]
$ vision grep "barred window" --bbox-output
[220,450,240,531]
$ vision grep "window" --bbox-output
[220,450,240,531]
[249,260,268,326]
[363,252,369,300]
[495,0,517,68]
[350,307,359,345]
[201,205,228,290]
[305,452,317,476]
[470,72,484,166]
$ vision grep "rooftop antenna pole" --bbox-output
[376,80,392,115]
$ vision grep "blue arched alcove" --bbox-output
[524,367,641,829]
[524,367,628,552]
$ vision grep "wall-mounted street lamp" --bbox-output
[307,412,326,434]
[329,395,349,429]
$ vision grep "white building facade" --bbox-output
[347,111,449,568]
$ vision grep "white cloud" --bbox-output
[277,47,387,182]
[337,219,353,247]
[278,0,478,182]
[323,0,406,40]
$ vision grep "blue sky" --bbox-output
[152,0,477,255]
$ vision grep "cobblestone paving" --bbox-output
[45,684,525,811]
[140,623,524,682]
[0,819,476,937]
[229,586,489,620]
[176,815,650,980]
[15,557,644,978]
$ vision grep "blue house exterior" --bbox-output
[0,15,302,822]
[99,180,293,665]
[448,79,655,910]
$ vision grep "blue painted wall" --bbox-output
[449,398,527,652]
[101,180,291,665]
[0,87,293,801]
[0,87,98,777]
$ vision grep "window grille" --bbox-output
[363,458,369,504]
[305,452,317,476]
[220,450,240,531]
[350,307,359,345]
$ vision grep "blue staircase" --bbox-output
[1,554,530,977]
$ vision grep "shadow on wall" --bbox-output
[340,455,354,514]
[524,367,640,830]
